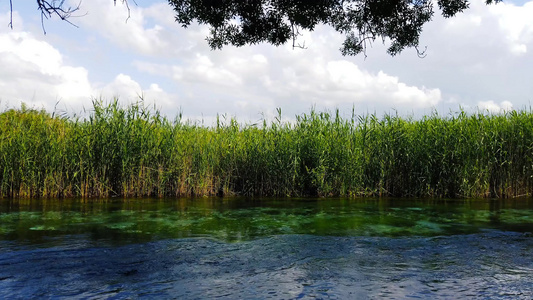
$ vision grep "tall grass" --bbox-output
[1,100,532,199]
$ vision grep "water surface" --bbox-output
[1,198,532,298]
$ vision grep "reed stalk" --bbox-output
[1,100,532,199]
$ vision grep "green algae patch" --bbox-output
[0,198,532,244]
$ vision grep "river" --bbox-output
[1,198,532,299]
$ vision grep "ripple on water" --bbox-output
[0,230,532,299]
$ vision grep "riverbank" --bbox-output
[1,100,532,198]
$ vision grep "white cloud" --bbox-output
[71,0,201,58]
[358,0,533,113]
[100,73,142,99]
[96,73,177,113]
[510,43,528,55]
[269,59,441,108]
[437,0,533,56]
[76,0,166,55]
[0,30,93,111]
[177,54,244,87]
[0,11,176,115]
[488,0,533,55]
[59,0,443,118]
[3,0,533,122]
[478,100,514,112]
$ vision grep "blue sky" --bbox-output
[1,0,532,123]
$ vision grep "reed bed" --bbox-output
[1,100,532,199]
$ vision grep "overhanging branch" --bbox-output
[37,0,83,34]
[7,1,136,33]
[8,0,13,29]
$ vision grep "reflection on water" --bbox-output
[1,197,532,244]
[0,198,532,299]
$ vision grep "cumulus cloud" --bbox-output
[52,0,441,119]
[70,0,201,57]
[98,74,176,111]
[357,0,533,114]
[488,0,533,55]
[478,100,514,112]
[0,30,93,111]
[100,73,143,99]
[0,10,176,115]
[75,0,167,55]
[3,0,533,122]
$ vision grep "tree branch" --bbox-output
[7,1,136,33]
[37,0,83,34]
[115,0,138,23]
[415,45,427,58]
[8,0,13,29]
[291,22,308,50]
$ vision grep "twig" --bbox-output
[291,22,308,50]
[8,0,13,29]
[115,0,138,23]
[37,0,83,34]
[416,45,428,58]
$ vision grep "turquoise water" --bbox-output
[0,198,532,298]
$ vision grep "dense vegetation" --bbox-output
[17,1,499,56]
[169,0,500,56]
[1,100,532,199]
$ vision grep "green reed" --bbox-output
[1,100,532,198]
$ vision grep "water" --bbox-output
[1,198,532,299]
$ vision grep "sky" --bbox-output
[1,0,532,124]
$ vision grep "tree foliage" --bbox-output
[168,0,500,56]
[13,0,500,56]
